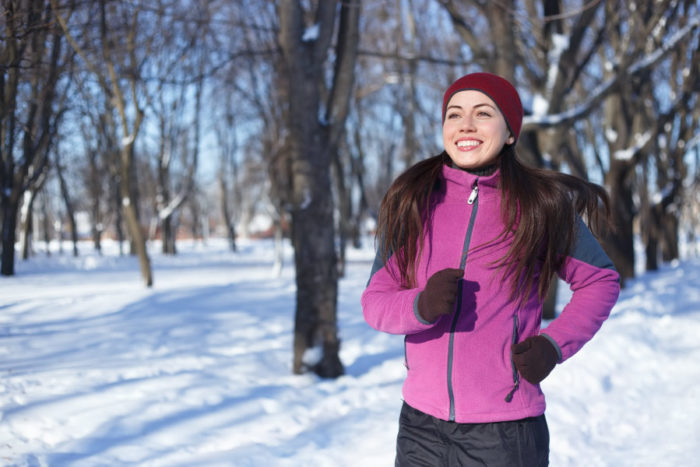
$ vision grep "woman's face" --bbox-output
[442,90,514,170]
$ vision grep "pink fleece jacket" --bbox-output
[361,164,620,423]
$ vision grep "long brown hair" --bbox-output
[376,147,611,304]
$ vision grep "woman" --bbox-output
[361,72,620,466]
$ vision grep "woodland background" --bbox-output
[2,0,699,377]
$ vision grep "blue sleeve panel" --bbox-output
[569,217,617,273]
[367,250,386,286]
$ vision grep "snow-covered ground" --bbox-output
[1,238,698,466]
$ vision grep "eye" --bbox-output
[446,112,461,119]
[476,110,492,118]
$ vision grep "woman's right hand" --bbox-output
[417,268,464,323]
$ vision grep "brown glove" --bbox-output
[511,335,559,384]
[417,268,463,323]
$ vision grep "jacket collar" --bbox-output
[440,163,501,201]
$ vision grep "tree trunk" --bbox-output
[189,197,202,241]
[56,152,79,257]
[120,142,152,286]
[645,236,659,271]
[542,278,558,320]
[162,216,177,254]
[87,150,103,254]
[219,161,237,252]
[350,124,369,248]
[112,175,125,256]
[1,197,20,276]
[157,123,176,254]
[332,150,351,278]
[661,212,679,262]
[605,159,636,284]
[122,195,152,286]
[278,0,351,378]
[272,215,284,278]
[40,189,51,256]
[290,190,340,377]
[20,189,35,260]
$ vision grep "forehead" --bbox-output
[446,89,498,108]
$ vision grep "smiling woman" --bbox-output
[361,72,621,466]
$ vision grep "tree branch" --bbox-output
[523,14,700,132]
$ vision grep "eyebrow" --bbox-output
[446,103,497,112]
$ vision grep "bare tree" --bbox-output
[1,0,68,275]
[277,0,361,377]
[52,0,155,285]
[148,3,210,254]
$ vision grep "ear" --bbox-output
[506,134,515,145]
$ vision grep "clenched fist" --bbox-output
[511,335,559,384]
[417,268,464,323]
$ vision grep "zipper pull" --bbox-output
[505,380,519,402]
[467,183,479,205]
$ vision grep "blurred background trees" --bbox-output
[2,0,699,376]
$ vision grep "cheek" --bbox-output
[441,126,451,143]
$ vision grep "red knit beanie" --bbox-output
[442,72,523,142]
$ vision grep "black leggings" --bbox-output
[395,402,549,467]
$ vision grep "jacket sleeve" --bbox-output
[540,217,620,362]
[361,251,436,335]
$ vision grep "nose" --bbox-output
[460,114,476,131]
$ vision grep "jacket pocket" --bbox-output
[505,314,520,402]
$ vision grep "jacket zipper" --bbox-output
[505,314,520,402]
[447,180,479,422]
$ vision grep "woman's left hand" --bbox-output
[511,336,559,384]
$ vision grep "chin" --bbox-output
[453,160,480,169]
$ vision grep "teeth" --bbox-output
[457,140,479,148]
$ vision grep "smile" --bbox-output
[456,140,480,149]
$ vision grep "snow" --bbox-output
[2,238,700,466]
[551,34,569,58]
[613,132,652,161]
[532,93,549,117]
[605,128,618,144]
[652,183,675,205]
[121,134,135,148]
[302,24,320,42]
